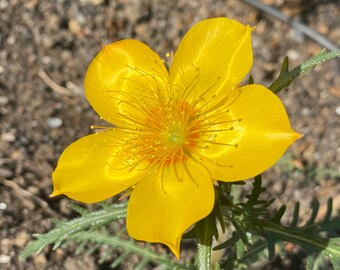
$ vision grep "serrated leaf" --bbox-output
[68,203,89,215]
[70,231,193,270]
[321,238,340,269]
[213,231,240,251]
[20,202,127,261]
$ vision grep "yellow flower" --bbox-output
[51,18,301,258]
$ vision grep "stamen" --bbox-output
[193,139,238,148]
[198,119,241,128]
[213,161,234,168]
[190,76,221,106]
[160,163,167,194]
[182,162,199,187]
[90,125,112,132]
[189,154,214,179]
[192,127,234,134]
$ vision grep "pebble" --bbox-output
[0,95,8,105]
[47,117,63,128]
[335,106,340,116]
[42,56,51,64]
[14,231,30,248]
[91,0,104,5]
[0,0,8,10]
[0,168,12,178]
[0,202,7,210]
[301,107,311,116]
[33,254,47,266]
[6,35,15,45]
[1,132,15,142]
[0,254,10,264]
[68,19,82,35]
[287,49,300,61]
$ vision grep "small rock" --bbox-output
[33,254,47,266]
[301,107,311,116]
[0,254,10,264]
[47,117,63,128]
[6,35,15,45]
[0,202,7,210]
[59,199,73,215]
[0,95,8,105]
[68,19,82,35]
[134,23,150,38]
[0,0,8,10]
[10,149,24,160]
[27,186,39,195]
[287,49,300,61]
[91,0,104,5]
[1,132,15,142]
[0,168,12,178]
[14,231,30,248]
[64,256,96,270]
[335,106,340,116]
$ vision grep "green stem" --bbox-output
[70,232,193,269]
[196,217,213,270]
[269,50,340,94]
[197,243,211,270]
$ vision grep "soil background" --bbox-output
[0,0,339,269]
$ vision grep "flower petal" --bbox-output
[195,84,302,181]
[51,131,145,203]
[170,18,252,104]
[85,40,169,125]
[126,160,214,258]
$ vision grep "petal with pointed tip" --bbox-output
[195,84,302,181]
[52,131,145,203]
[85,40,169,125]
[170,18,252,106]
[126,160,214,258]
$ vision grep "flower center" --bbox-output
[131,99,199,167]
[165,124,185,145]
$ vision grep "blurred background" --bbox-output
[0,0,339,269]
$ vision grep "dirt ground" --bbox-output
[0,0,339,269]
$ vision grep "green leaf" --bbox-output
[269,50,340,94]
[68,231,193,270]
[20,202,127,261]
[247,74,254,84]
[216,175,340,269]
[258,219,340,269]
[321,238,340,269]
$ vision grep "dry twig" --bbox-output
[37,69,75,97]
[242,0,339,51]
[2,179,61,217]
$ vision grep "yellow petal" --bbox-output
[126,160,214,258]
[84,40,169,125]
[52,131,145,203]
[195,84,301,181]
[170,18,252,105]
